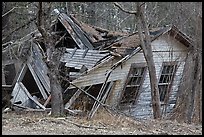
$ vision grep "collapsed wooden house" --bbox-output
[2,11,193,119]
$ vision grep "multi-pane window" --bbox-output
[158,62,177,102]
[120,64,146,105]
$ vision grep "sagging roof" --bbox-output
[109,25,193,55]
[58,13,94,49]
[56,11,193,58]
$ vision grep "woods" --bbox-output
[2,2,202,126]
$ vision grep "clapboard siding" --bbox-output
[120,34,188,118]
[69,33,188,119]
[151,35,189,52]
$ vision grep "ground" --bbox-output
[2,109,202,135]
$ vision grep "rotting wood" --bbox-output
[68,47,141,89]
[88,70,113,119]
[64,89,82,109]
[87,48,142,119]
[43,95,51,107]
[29,56,50,93]
[88,81,114,119]
[58,13,93,49]
[68,80,110,108]
[27,62,48,99]
[64,108,83,115]
[19,82,46,110]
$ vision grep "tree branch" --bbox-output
[2,17,37,41]
[37,2,48,39]
[2,2,34,18]
[113,2,137,15]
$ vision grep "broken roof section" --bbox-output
[58,13,94,49]
[60,48,111,70]
[54,11,128,51]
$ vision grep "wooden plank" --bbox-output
[65,62,94,69]
[62,56,101,63]
[65,48,109,54]
[65,60,97,66]
[28,57,50,93]
[88,81,114,119]
[61,55,106,63]
[59,13,93,49]
[11,83,29,105]
[82,48,89,58]
[19,82,46,110]
[27,63,48,99]
[43,95,51,107]
[16,64,27,82]
[2,85,13,88]
[63,50,109,57]
[64,53,109,59]
[64,89,82,109]
[59,16,84,49]
[61,13,93,49]
[71,47,77,58]
[72,52,109,57]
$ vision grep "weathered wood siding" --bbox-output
[120,34,189,118]
[70,33,189,118]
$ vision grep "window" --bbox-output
[158,62,177,102]
[120,64,147,105]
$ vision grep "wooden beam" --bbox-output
[89,81,114,119]
[27,62,48,99]
[64,89,82,109]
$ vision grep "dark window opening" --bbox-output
[72,84,102,111]
[63,88,78,106]
[22,68,44,99]
[120,64,146,105]
[158,63,177,102]
[71,82,112,112]
[4,64,16,85]
[53,21,77,48]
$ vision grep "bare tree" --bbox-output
[114,2,161,119]
[170,10,202,124]
[36,2,64,116]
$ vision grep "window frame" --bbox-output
[120,63,147,106]
[158,61,178,103]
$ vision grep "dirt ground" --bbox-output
[2,110,202,135]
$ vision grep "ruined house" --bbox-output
[2,11,193,119]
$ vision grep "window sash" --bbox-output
[120,64,146,105]
[158,63,177,102]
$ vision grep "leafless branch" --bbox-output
[2,17,37,42]
[2,2,34,18]
[54,33,66,46]
[2,7,15,17]
[113,2,137,15]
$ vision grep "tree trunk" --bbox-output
[37,2,64,116]
[114,2,162,119]
[48,46,65,116]
[170,15,202,124]
[136,2,161,119]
